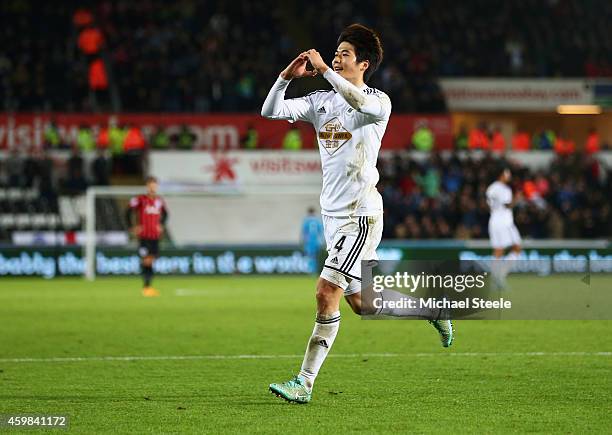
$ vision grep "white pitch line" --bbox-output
[174,288,210,296]
[438,351,612,357]
[0,352,609,364]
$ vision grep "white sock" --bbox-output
[491,258,504,283]
[298,311,340,391]
[500,251,519,279]
[377,289,437,319]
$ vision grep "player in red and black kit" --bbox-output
[125,176,168,297]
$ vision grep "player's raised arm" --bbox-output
[326,68,391,120]
[305,48,390,122]
[260,53,317,122]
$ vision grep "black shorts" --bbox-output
[138,239,160,258]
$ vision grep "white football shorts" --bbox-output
[320,214,383,295]
[489,220,522,249]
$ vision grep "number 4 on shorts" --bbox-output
[334,235,346,251]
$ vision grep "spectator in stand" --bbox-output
[123,124,146,175]
[598,204,611,236]
[554,135,576,155]
[124,125,146,152]
[109,125,127,156]
[399,169,417,196]
[0,158,5,186]
[282,126,302,150]
[416,165,440,198]
[63,167,89,195]
[454,125,469,150]
[73,8,93,28]
[77,125,96,152]
[97,126,110,149]
[412,122,434,151]
[585,128,600,154]
[533,130,555,150]
[44,120,64,149]
[534,172,550,197]
[547,209,564,238]
[523,177,546,209]
[108,124,127,174]
[442,163,462,193]
[490,127,506,153]
[64,148,89,194]
[22,148,39,188]
[38,150,54,188]
[150,127,170,150]
[176,125,196,150]
[468,124,490,150]
[91,149,111,186]
[67,148,85,180]
[77,25,103,56]
[6,149,24,187]
[242,124,259,149]
[512,130,531,151]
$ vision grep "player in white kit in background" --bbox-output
[486,168,522,287]
[261,24,453,404]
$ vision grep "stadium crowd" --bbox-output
[2,146,609,240]
[1,0,610,242]
[379,152,611,240]
[2,0,611,113]
[0,148,111,195]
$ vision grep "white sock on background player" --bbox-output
[503,251,519,278]
[298,311,340,391]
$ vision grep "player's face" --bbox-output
[333,41,368,82]
[147,181,158,195]
[502,170,511,183]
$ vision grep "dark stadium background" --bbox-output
[0,0,610,253]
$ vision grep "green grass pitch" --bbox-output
[0,276,610,433]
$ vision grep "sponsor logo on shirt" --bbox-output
[318,117,352,155]
[145,205,161,215]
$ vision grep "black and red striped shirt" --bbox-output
[129,195,167,240]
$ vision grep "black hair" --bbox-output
[337,23,383,82]
[497,166,511,180]
[145,176,158,184]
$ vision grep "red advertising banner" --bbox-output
[0,113,452,150]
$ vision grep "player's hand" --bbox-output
[156,225,164,236]
[280,52,318,80]
[304,49,329,75]
[131,226,141,236]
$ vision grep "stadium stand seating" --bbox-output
[2,0,611,113]
[0,186,127,243]
[379,152,611,240]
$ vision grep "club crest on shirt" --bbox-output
[318,117,352,155]
[144,203,161,214]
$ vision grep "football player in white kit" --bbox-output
[486,168,522,287]
[261,24,453,404]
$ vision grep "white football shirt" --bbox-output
[261,70,391,216]
[486,181,514,225]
